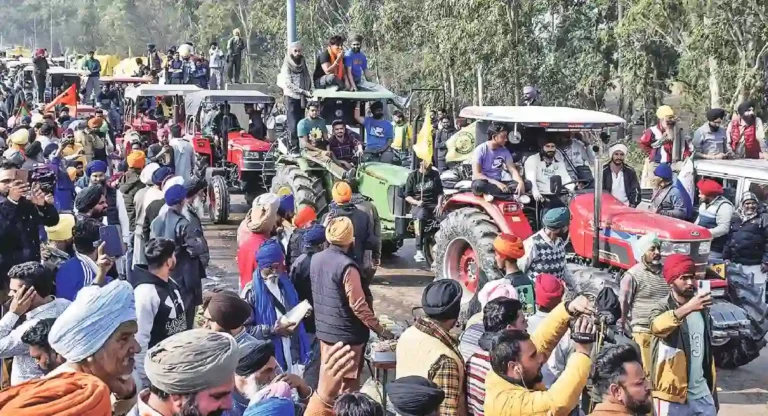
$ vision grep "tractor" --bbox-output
[184,89,277,223]
[271,88,415,255]
[432,105,757,368]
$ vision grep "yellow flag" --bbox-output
[413,110,434,165]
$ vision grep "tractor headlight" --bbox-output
[660,241,690,255]
[244,151,261,160]
[698,241,711,255]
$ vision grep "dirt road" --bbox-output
[204,197,767,415]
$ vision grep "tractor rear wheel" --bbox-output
[270,164,327,213]
[208,175,229,224]
[713,337,765,369]
[434,207,503,324]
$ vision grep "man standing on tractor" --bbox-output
[602,144,641,207]
[639,106,691,188]
[405,159,443,263]
[391,110,412,166]
[227,28,247,84]
[208,42,225,90]
[518,207,575,290]
[81,51,101,105]
[522,86,540,106]
[32,49,48,103]
[278,41,313,152]
[470,122,525,198]
[727,100,766,159]
[524,132,574,208]
[650,164,688,220]
[147,44,163,81]
[619,233,669,376]
[694,179,734,262]
[693,108,732,160]
[354,101,395,164]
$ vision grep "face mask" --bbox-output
[352,47,361,53]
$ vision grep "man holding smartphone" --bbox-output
[649,254,717,416]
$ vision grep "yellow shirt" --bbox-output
[392,123,412,150]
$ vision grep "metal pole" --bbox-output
[287,0,297,44]
[50,0,54,54]
[477,64,484,106]
[592,143,602,266]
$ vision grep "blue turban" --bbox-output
[542,207,570,229]
[256,239,285,271]
[43,143,59,159]
[278,194,295,216]
[654,163,673,181]
[303,224,326,250]
[164,184,187,206]
[244,397,295,416]
[152,166,173,186]
[85,160,108,177]
[48,281,137,362]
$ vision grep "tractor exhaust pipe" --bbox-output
[592,144,602,266]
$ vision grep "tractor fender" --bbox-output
[442,193,532,239]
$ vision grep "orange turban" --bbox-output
[127,150,146,169]
[493,234,525,260]
[332,182,352,204]
[87,117,103,130]
[293,206,317,228]
[0,371,111,416]
[66,167,78,182]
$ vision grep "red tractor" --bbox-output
[432,106,753,366]
[184,89,277,223]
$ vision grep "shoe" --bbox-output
[414,250,426,262]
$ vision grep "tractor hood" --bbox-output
[360,162,410,186]
[570,192,712,241]
[227,132,271,152]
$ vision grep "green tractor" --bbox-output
[270,89,416,255]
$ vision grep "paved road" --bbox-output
[204,196,768,416]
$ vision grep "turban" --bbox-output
[278,194,295,216]
[697,179,723,197]
[9,129,29,145]
[207,291,252,330]
[478,279,517,308]
[66,167,78,182]
[152,166,173,186]
[249,193,280,233]
[742,191,758,204]
[303,224,326,249]
[332,181,352,204]
[163,175,185,192]
[608,144,628,156]
[534,273,564,310]
[421,279,462,321]
[145,329,239,395]
[0,372,111,416]
[542,207,570,229]
[127,151,146,169]
[653,163,673,181]
[387,376,445,416]
[87,117,103,130]
[45,214,75,241]
[737,100,756,116]
[236,339,276,376]
[31,113,44,126]
[493,234,525,260]
[251,381,293,402]
[187,177,207,198]
[140,163,161,185]
[75,185,104,213]
[326,216,354,246]
[656,105,674,119]
[85,160,107,177]
[662,254,695,284]
[293,206,317,228]
[164,184,187,206]
[244,397,295,416]
[632,232,660,261]
[49,281,137,362]
[43,143,59,159]
[706,108,726,122]
[256,239,285,271]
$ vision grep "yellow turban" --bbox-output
[45,214,76,241]
[326,217,354,246]
[656,105,675,120]
[332,182,352,204]
[66,167,78,182]
[9,129,29,146]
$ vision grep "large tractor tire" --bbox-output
[434,207,504,324]
[713,337,765,369]
[270,164,327,213]
[208,175,229,224]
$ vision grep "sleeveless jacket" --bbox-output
[529,232,567,280]
[729,118,761,158]
[310,245,369,344]
[697,197,733,253]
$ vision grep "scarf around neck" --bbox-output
[327,47,345,79]
[282,55,312,92]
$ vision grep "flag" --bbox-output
[44,83,78,112]
[413,109,433,165]
[675,157,695,220]
[15,101,29,118]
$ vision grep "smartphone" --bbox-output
[99,225,124,257]
[14,169,28,183]
[697,280,711,295]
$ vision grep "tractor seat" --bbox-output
[455,180,472,191]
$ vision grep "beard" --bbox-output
[623,388,653,414]
[175,394,225,416]
[91,209,106,219]
[743,114,756,125]
[511,369,543,388]
[542,150,555,159]
[291,54,303,64]
[709,123,720,132]
[672,284,695,299]
[373,112,384,119]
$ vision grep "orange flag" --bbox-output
[44,83,78,112]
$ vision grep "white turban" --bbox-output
[609,144,628,156]
[632,232,660,261]
[248,193,280,233]
[49,281,137,362]
[140,163,160,186]
[162,175,185,192]
[478,279,518,308]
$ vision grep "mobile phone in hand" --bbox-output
[14,169,28,183]
[697,280,711,295]
[99,225,124,257]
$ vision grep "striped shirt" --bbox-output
[459,324,491,416]
[624,261,670,332]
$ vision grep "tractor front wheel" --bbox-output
[713,337,765,369]
[208,175,230,224]
[270,164,326,213]
[433,207,503,324]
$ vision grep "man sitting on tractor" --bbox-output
[650,163,688,220]
[518,207,575,290]
[245,103,267,139]
[328,119,363,172]
[354,101,395,164]
[298,102,352,180]
[470,122,525,198]
[524,132,575,209]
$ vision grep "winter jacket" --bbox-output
[328,203,378,270]
[650,184,688,220]
[723,213,768,265]
[82,58,101,77]
[484,303,591,416]
[434,128,455,170]
[32,56,49,76]
[0,196,59,287]
[649,295,717,405]
[118,170,145,231]
[602,165,641,207]
[183,204,210,280]
[588,403,635,416]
